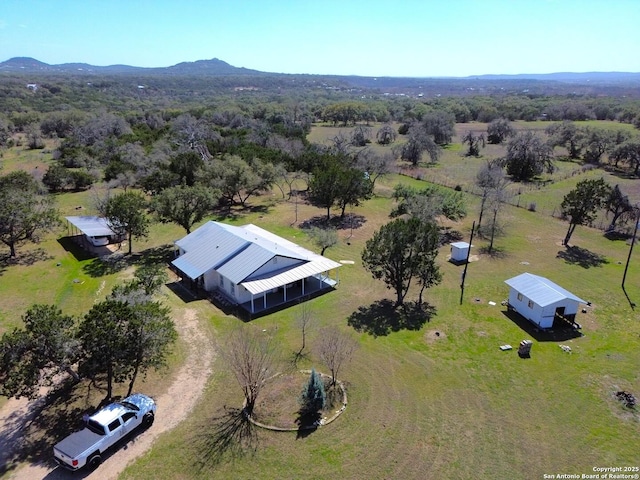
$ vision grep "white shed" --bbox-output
[450,242,471,263]
[504,273,586,329]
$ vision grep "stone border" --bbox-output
[247,370,348,432]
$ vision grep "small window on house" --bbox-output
[230,283,235,295]
[219,276,223,287]
[527,300,534,309]
[273,257,278,264]
[517,293,523,301]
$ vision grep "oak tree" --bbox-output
[104,191,150,254]
[504,131,554,181]
[362,217,441,307]
[0,305,80,399]
[0,171,59,257]
[561,178,611,246]
[153,184,220,234]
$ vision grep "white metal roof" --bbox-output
[451,242,471,249]
[66,216,115,237]
[241,256,342,295]
[173,223,248,279]
[504,272,586,307]
[172,221,341,291]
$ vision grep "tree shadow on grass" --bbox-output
[557,245,609,269]
[438,226,464,245]
[82,253,135,277]
[478,245,509,259]
[299,213,366,231]
[604,230,633,242]
[195,408,258,470]
[82,244,175,277]
[295,410,320,439]
[0,248,54,276]
[347,299,436,337]
[0,380,92,476]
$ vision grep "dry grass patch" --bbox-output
[252,372,345,430]
[424,329,447,343]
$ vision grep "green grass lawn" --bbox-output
[120,176,638,479]
[2,126,640,479]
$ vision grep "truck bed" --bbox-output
[54,428,103,459]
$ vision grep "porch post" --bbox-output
[263,292,266,309]
[284,284,287,302]
[302,279,305,295]
[251,294,254,313]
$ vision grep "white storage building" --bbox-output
[504,273,586,329]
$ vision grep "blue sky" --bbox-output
[1,0,639,77]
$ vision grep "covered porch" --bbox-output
[239,273,338,317]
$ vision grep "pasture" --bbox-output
[1,122,640,479]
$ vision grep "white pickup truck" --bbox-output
[53,393,156,471]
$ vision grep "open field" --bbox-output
[2,123,640,479]
[118,183,640,479]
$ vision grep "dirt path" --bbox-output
[3,307,214,480]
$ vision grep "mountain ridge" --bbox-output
[1,56,639,83]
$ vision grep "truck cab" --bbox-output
[53,393,155,471]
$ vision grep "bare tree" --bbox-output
[462,131,485,157]
[376,123,397,145]
[486,182,511,253]
[295,302,314,360]
[475,161,507,233]
[329,132,352,155]
[350,125,372,147]
[316,327,358,387]
[354,149,393,189]
[222,328,278,415]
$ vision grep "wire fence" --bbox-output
[394,164,636,236]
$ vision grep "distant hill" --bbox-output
[1,56,639,84]
[0,56,264,76]
[468,72,640,83]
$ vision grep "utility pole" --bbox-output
[621,208,640,307]
[459,221,476,305]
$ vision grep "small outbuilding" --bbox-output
[65,216,119,248]
[504,273,586,329]
[450,241,471,263]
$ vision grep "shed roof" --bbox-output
[451,242,471,249]
[504,272,586,307]
[66,216,115,237]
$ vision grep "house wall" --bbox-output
[235,284,253,304]
[203,269,219,292]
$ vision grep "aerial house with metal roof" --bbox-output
[504,272,586,329]
[171,221,342,317]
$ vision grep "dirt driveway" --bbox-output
[2,307,214,480]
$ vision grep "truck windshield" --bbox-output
[86,419,106,435]
[118,401,140,411]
